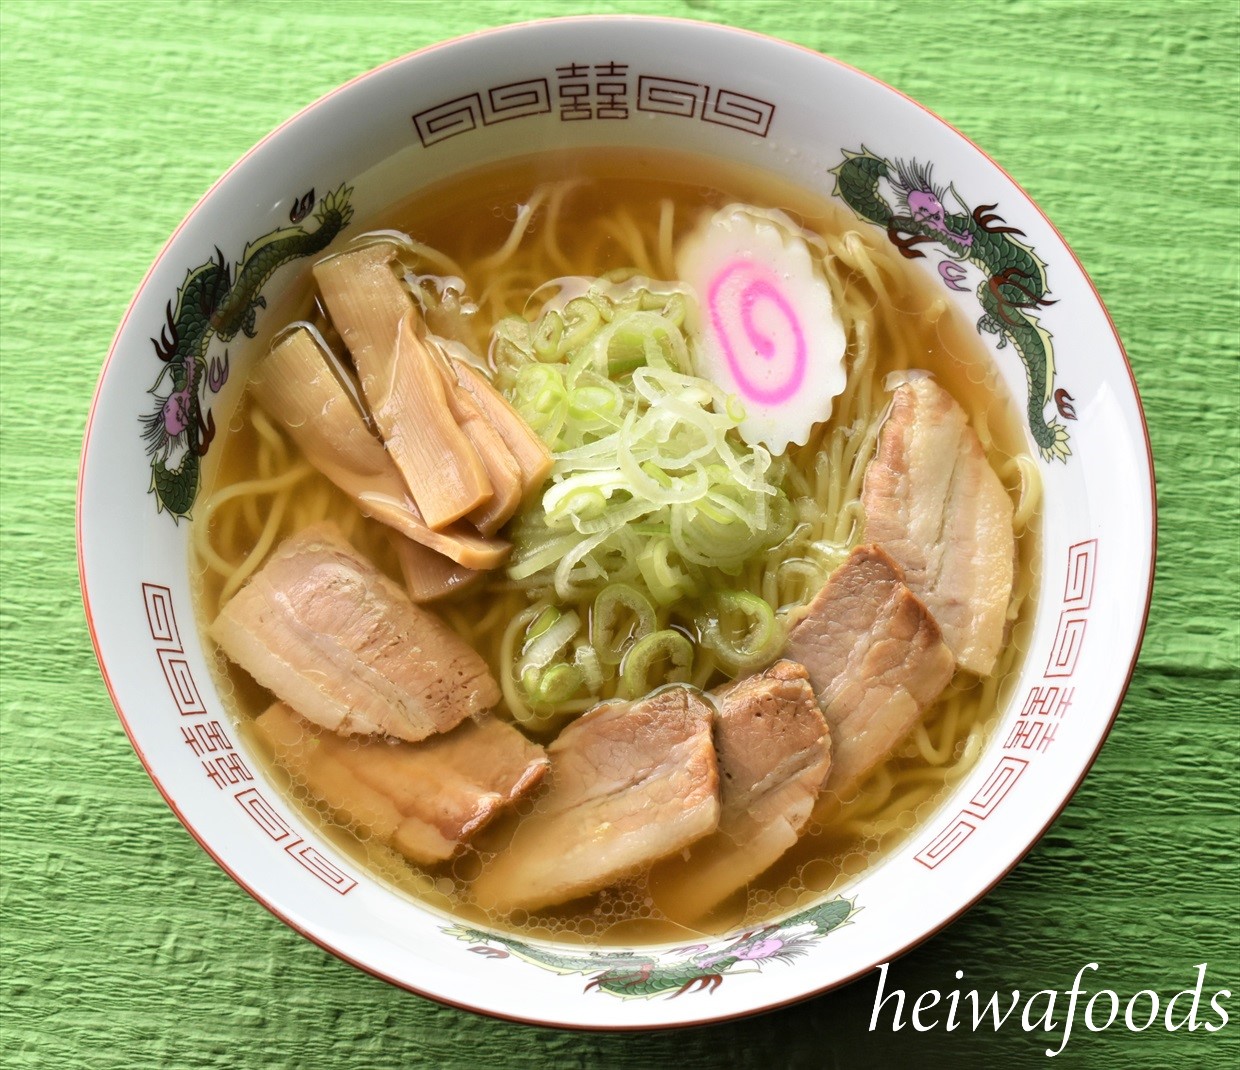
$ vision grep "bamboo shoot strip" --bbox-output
[432,350,525,536]
[253,327,509,570]
[315,243,494,529]
[388,529,482,603]
[451,359,554,498]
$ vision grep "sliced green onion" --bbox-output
[592,583,658,664]
[525,605,560,642]
[620,629,693,698]
[699,591,782,673]
[519,609,580,673]
[553,528,613,600]
[561,297,603,354]
[507,534,580,581]
[535,663,584,703]
[573,643,604,692]
[637,537,694,605]
[533,310,565,361]
[501,278,804,651]
[658,290,687,326]
[542,479,614,526]
[520,665,540,694]
[775,558,827,612]
[568,381,623,423]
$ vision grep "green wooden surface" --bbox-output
[2,1,1237,1067]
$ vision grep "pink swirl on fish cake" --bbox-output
[706,259,807,406]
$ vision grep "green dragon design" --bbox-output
[832,148,1072,461]
[141,184,354,518]
[444,896,857,1000]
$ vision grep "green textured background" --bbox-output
[2,1,1237,1067]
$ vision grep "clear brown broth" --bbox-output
[197,147,1038,945]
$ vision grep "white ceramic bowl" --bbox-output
[79,16,1155,1029]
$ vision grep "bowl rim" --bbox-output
[76,13,1158,1031]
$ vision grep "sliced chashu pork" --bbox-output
[651,660,831,920]
[255,702,547,864]
[471,687,720,913]
[211,523,499,742]
[862,376,1015,676]
[784,545,955,804]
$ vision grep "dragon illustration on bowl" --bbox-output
[833,148,1073,462]
[140,184,354,518]
[446,895,857,1000]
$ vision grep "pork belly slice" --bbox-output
[651,661,831,920]
[862,376,1015,676]
[314,243,493,530]
[255,702,548,865]
[471,687,720,914]
[784,545,955,803]
[211,523,500,742]
[251,327,507,571]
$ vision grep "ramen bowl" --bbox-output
[78,16,1154,1029]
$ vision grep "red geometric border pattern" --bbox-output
[284,840,358,896]
[141,579,357,896]
[144,580,209,716]
[914,816,977,870]
[1020,685,1075,720]
[413,64,775,146]
[915,538,1099,870]
[412,78,552,146]
[181,720,234,756]
[1045,611,1088,678]
[142,582,180,645]
[967,756,1029,817]
[1002,717,1058,754]
[636,75,705,117]
[157,648,208,715]
[1063,539,1098,607]
[702,87,775,137]
[236,787,294,842]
